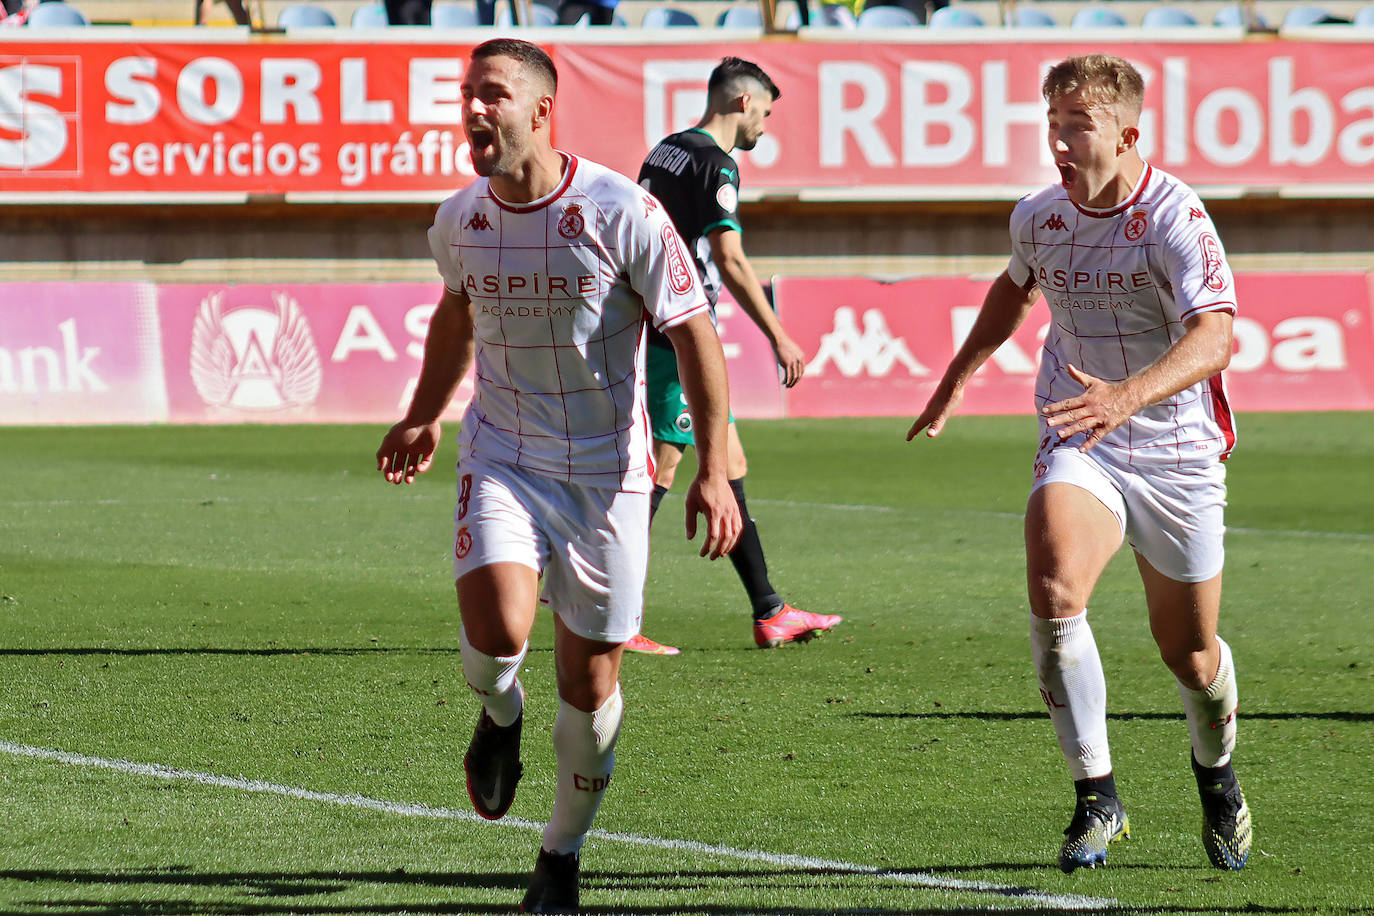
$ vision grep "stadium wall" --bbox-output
[2,32,1372,423]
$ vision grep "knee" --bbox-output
[1159,642,1213,690]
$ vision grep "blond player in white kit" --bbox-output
[376,39,741,915]
[907,54,1251,875]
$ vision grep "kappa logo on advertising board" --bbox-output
[190,291,323,411]
[0,57,82,175]
[805,307,929,378]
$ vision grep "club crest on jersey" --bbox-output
[558,204,585,239]
[661,224,695,294]
[465,212,494,231]
[1124,210,1149,241]
[674,410,693,434]
[1039,213,1068,231]
[455,525,473,559]
[1200,233,1227,292]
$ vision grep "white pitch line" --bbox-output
[0,740,1115,911]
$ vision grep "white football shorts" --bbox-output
[452,455,649,643]
[1030,430,1227,583]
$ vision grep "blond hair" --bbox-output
[1042,55,1144,121]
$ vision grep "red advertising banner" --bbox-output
[0,39,481,198]
[3,37,1374,200]
[776,272,1374,418]
[519,40,1374,197]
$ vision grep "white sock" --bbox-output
[542,686,624,855]
[459,626,526,728]
[1178,635,1238,768]
[1029,610,1112,780]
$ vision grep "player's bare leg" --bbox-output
[1025,483,1130,872]
[523,619,626,914]
[623,441,690,656]
[1138,557,1251,869]
[457,563,538,820]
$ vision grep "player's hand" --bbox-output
[906,382,964,441]
[376,420,442,484]
[773,334,807,389]
[1041,365,1134,452]
[683,475,742,560]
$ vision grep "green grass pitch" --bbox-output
[0,414,1370,914]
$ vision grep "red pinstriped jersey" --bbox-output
[428,153,708,493]
[1008,164,1237,466]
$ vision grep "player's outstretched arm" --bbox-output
[663,313,743,559]
[1043,311,1233,451]
[377,288,476,485]
[709,229,806,388]
[908,271,1039,441]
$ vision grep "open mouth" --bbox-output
[467,124,495,152]
[1055,161,1077,188]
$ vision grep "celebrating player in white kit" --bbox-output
[907,54,1251,874]
[376,39,741,914]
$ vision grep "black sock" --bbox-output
[1192,755,1238,795]
[727,478,783,621]
[1073,772,1119,801]
[649,484,669,525]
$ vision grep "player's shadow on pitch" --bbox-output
[855,710,1374,722]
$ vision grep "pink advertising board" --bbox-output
[2,273,1369,426]
[776,272,1374,418]
[154,283,460,424]
[0,282,165,424]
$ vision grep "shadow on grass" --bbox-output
[2,867,1371,916]
[855,710,1374,723]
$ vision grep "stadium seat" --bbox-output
[277,3,337,25]
[25,1,89,25]
[813,2,857,25]
[573,8,626,23]
[1009,6,1056,25]
[495,1,556,23]
[350,2,390,25]
[857,4,920,26]
[927,5,984,26]
[1141,5,1197,25]
[1070,5,1127,26]
[1213,3,1269,26]
[430,1,479,24]
[640,6,699,26]
[1282,4,1341,24]
[716,4,763,25]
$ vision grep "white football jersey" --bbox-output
[429,153,708,493]
[1008,164,1237,466]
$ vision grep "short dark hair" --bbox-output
[470,38,558,95]
[708,57,780,102]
